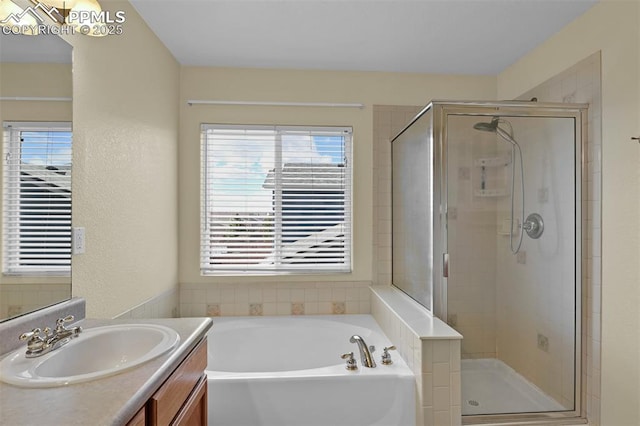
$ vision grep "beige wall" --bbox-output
[0,62,72,318]
[65,1,180,318]
[178,68,495,297]
[497,2,640,425]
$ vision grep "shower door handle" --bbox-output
[443,253,449,278]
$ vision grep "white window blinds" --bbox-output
[201,124,352,274]
[2,122,72,275]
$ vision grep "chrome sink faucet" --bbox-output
[349,335,376,368]
[19,315,82,358]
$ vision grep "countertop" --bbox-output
[0,317,212,426]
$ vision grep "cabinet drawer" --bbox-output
[148,339,207,425]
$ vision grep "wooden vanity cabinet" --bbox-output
[128,407,146,426]
[127,338,208,426]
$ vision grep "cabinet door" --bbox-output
[148,339,207,425]
[125,407,145,426]
[172,375,207,426]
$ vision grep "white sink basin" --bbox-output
[0,324,180,388]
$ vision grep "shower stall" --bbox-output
[391,101,587,424]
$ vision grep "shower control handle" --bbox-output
[523,213,544,239]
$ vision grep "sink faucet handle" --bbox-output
[340,352,358,371]
[19,328,42,341]
[19,328,48,353]
[55,315,75,330]
[381,345,397,365]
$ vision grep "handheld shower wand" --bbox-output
[473,117,525,254]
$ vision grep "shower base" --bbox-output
[461,358,566,416]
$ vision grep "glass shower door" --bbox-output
[444,112,580,418]
[392,108,434,311]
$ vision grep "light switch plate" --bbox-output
[72,227,85,255]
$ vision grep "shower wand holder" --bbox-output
[474,189,508,197]
[473,156,511,167]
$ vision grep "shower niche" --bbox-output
[391,101,587,424]
[472,155,510,198]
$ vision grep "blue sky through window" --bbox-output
[313,135,345,164]
[20,131,72,167]
[208,134,345,212]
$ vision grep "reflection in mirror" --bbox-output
[0,32,72,322]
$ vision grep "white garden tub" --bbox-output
[207,315,415,426]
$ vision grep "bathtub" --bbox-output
[206,314,415,426]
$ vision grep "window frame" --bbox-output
[200,124,353,275]
[2,121,72,277]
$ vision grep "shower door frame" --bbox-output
[430,101,588,425]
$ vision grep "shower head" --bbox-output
[473,117,500,132]
[473,117,518,147]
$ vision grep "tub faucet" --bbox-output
[349,335,376,368]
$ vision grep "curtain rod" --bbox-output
[0,97,72,102]
[187,100,365,109]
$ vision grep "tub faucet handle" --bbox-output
[341,352,358,371]
[381,346,397,365]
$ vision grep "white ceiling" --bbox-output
[130,0,597,75]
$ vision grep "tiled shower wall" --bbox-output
[445,118,500,359]
[494,116,578,408]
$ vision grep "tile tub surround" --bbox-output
[371,286,463,426]
[114,286,179,319]
[0,317,212,426]
[180,280,372,317]
[0,283,70,320]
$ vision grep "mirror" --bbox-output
[0,31,72,322]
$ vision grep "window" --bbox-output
[201,124,352,274]
[2,122,72,275]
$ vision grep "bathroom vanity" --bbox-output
[0,316,212,426]
[128,336,208,425]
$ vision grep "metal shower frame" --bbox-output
[393,100,589,425]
